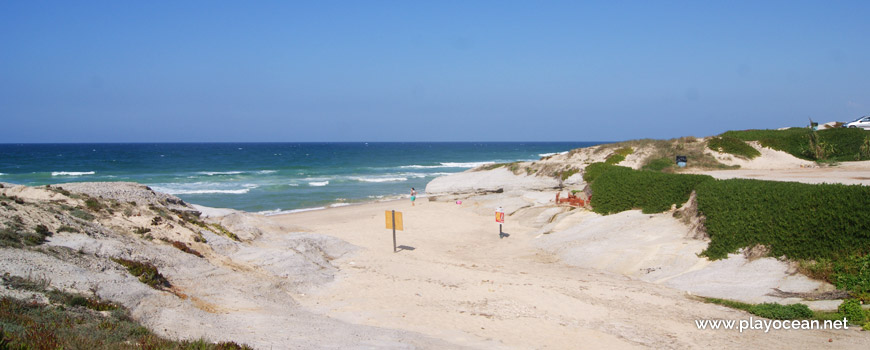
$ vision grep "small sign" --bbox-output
[385,211,403,231]
[495,206,505,223]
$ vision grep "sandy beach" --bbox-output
[2,139,869,349]
[263,196,867,348]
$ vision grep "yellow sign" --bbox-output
[495,212,504,223]
[385,211,403,231]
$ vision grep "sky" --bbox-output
[1,1,868,142]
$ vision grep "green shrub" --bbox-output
[589,165,712,214]
[749,303,814,320]
[837,299,866,325]
[111,258,170,289]
[478,163,507,171]
[605,147,634,165]
[69,208,94,221]
[832,254,870,296]
[707,136,761,159]
[84,198,102,211]
[696,179,870,261]
[210,223,240,241]
[641,157,673,172]
[0,221,52,248]
[0,294,251,349]
[722,127,870,161]
[560,168,579,181]
[582,162,615,183]
[57,225,79,233]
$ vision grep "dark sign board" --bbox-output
[675,155,687,163]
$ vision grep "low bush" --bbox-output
[584,163,870,294]
[749,303,814,320]
[604,147,634,165]
[641,157,673,172]
[57,225,79,233]
[582,162,615,183]
[589,165,712,214]
[722,127,870,161]
[111,258,171,289]
[210,223,240,241]
[704,298,832,321]
[171,241,204,258]
[69,208,95,221]
[0,221,52,248]
[560,168,579,181]
[477,163,507,171]
[707,136,761,159]
[837,299,867,325]
[695,179,870,261]
[0,294,252,349]
[832,254,870,297]
[84,198,103,211]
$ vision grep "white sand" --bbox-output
[268,198,868,348]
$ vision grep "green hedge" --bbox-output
[584,161,870,295]
[588,164,713,214]
[722,128,870,161]
[582,162,615,183]
[696,179,870,260]
[707,136,761,159]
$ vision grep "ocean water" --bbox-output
[0,142,602,213]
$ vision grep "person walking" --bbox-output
[410,188,417,206]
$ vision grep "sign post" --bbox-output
[385,210,403,252]
[495,206,505,239]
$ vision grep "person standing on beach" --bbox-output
[410,188,417,206]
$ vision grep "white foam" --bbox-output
[51,171,95,176]
[399,173,429,178]
[400,161,495,169]
[441,161,495,168]
[400,165,444,169]
[309,181,329,187]
[256,170,277,174]
[0,173,5,176]
[261,207,326,216]
[351,176,408,183]
[151,182,258,195]
[152,187,251,195]
[539,151,568,157]
[287,184,300,187]
[198,171,244,176]
[329,203,351,208]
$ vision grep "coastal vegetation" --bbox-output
[587,164,711,214]
[111,258,171,290]
[170,240,204,258]
[0,274,251,349]
[0,216,52,248]
[706,136,761,159]
[584,162,870,301]
[721,127,870,161]
[703,297,869,328]
[604,147,634,165]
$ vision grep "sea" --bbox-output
[0,142,603,214]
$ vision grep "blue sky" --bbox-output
[1,1,868,142]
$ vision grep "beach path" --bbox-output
[271,199,868,349]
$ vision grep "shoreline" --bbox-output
[3,134,870,348]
